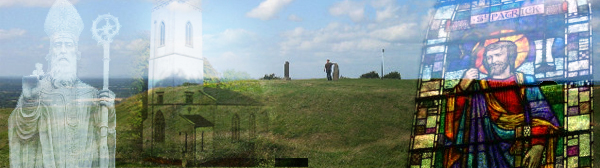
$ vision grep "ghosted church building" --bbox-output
[142,0,268,164]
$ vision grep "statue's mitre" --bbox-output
[44,0,84,42]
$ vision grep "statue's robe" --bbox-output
[444,72,560,168]
[8,77,116,168]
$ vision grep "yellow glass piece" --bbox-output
[567,115,590,131]
[567,156,578,168]
[421,158,432,168]
[568,88,578,106]
[418,108,427,119]
[579,91,590,102]
[413,134,436,149]
[420,91,440,97]
[567,138,579,146]
[426,116,437,128]
[580,134,590,157]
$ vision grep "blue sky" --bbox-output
[0,0,598,79]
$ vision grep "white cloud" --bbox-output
[246,0,294,20]
[109,39,128,51]
[369,24,418,41]
[279,14,425,55]
[278,0,437,78]
[221,51,238,60]
[371,0,392,8]
[186,0,202,7]
[166,0,202,12]
[203,28,258,51]
[288,14,303,22]
[125,38,148,51]
[371,0,401,22]
[0,29,26,40]
[329,0,365,22]
[375,5,400,22]
[0,0,79,8]
[280,22,389,55]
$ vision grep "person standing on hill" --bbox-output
[324,59,333,81]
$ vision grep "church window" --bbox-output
[160,22,165,47]
[154,111,165,143]
[186,22,193,48]
[231,114,240,141]
[185,91,193,104]
[249,113,256,139]
[156,92,164,104]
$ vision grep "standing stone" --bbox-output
[284,61,291,80]
[333,63,339,81]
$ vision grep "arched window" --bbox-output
[231,114,240,141]
[185,22,193,47]
[160,22,165,47]
[249,113,256,139]
[154,111,165,143]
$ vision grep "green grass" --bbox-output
[0,108,10,168]
[261,79,417,167]
[1,79,599,167]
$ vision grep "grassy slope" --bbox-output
[262,79,417,167]
[1,79,599,167]
[0,108,10,167]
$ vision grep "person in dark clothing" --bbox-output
[324,59,333,81]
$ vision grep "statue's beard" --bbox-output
[489,61,508,76]
[49,57,77,88]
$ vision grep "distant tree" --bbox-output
[360,71,380,79]
[130,32,150,95]
[203,58,221,83]
[129,31,150,159]
[222,69,252,81]
[261,73,281,80]
[383,71,401,79]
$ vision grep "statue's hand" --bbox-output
[22,76,41,101]
[523,145,544,168]
[458,68,478,90]
[98,89,115,110]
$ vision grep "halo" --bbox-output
[473,30,530,74]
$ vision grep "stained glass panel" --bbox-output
[410,0,593,167]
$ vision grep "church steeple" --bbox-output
[149,0,203,89]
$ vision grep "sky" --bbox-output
[0,0,598,79]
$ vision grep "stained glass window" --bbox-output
[409,0,593,167]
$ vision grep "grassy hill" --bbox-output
[262,79,417,167]
[1,79,599,167]
[0,108,10,167]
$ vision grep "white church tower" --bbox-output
[149,0,203,89]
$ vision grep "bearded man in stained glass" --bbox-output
[444,41,560,168]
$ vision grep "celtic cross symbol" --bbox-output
[91,14,121,45]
